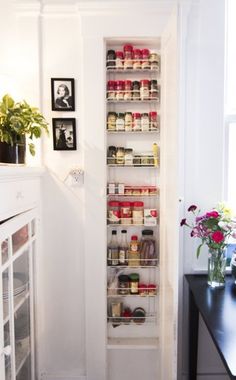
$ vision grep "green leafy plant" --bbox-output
[0,94,49,156]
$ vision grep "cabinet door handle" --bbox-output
[2,345,11,356]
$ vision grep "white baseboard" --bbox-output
[40,374,86,380]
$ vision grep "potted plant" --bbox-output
[0,94,49,164]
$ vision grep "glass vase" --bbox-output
[208,248,226,288]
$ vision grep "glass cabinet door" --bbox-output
[0,210,37,380]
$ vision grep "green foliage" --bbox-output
[0,94,49,156]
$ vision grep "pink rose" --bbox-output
[206,211,219,218]
[211,231,224,243]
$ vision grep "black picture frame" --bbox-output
[52,118,77,151]
[51,78,75,111]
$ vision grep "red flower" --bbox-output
[211,231,224,243]
[206,211,219,218]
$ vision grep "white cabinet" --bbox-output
[0,209,38,380]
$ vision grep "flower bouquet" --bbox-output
[181,203,236,287]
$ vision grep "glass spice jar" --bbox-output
[132,81,140,100]
[120,201,132,224]
[116,113,125,131]
[149,52,160,71]
[116,50,124,70]
[107,112,117,131]
[150,80,159,100]
[124,112,133,131]
[108,201,120,224]
[133,48,142,70]
[123,44,133,69]
[140,79,150,100]
[129,273,139,294]
[149,111,158,131]
[106,49,116,70]
[132,201,144,225]
[118,274,130,295]
[123,80,132,101]
[115,80,124,101]
[116,147,125,165]
[133,113,141,131]
[141,113,149,131]
[124,148,133,166]
[107,80,116,101]
[128,235,140,266]
[141,48,150,69]
[107,146,117,165]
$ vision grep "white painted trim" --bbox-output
[40,374,86,380]
[0,166,45,182]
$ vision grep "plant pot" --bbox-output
[0,141,26,164]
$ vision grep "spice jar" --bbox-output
[129,273,139,294]
[107,146,117,165]
[132,307,146,324]
[115,80,124,101]
[118,274,130,295]
[106,49,116,70]
[133,48,142,70]
[107,112,117,131]
[116,113,125,131]
[150,80,159,100]
[108,201,120,224]
[124,112,133,131]
[149,111,158,131]
[141,48,150,69]
[149,52,160,71]
[132,81,140,100]
[123,44,133,69]
[148,284,157,295]
[141,113,149,131]
[116,50,124,70]
[123,80,132,101]
[122,307,132,324]
[120,201,132,224]
[107,80,116,101]
[128,235,140,266]
[132,201,144,225]
[133,113,141,131]
[139,283,148,296]
[140,79,150,100]
[124,148,133,166]
[116,147,125,165]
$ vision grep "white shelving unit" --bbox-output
[105,39,161,357]
[0,209,38,380]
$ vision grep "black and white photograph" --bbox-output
[51,78,75,111]
[52,118,77,150]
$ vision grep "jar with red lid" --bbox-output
[116,51,124,70]
[133,49,142,70]
[140,79,150,100]
[108,201,120,224]
[133,112,141,131]
[148,284,157,295]
[141,48,150,69]
[123,44,133,69]
[120,201,132,224]
[115,80,124,101]
[139,283,148,296]
[132,201,144,225]
[107,80,116,100]
[123,80,132,101]
[149,111,158,131]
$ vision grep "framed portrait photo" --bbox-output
[51,78,75,111]
[52,118,77,151]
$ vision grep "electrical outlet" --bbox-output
[69,168,84,185]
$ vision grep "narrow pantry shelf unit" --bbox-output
[106,39,160,353]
